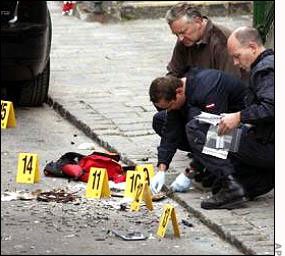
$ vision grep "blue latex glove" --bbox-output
[150,171,166,194]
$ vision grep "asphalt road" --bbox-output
[1,104,242,255]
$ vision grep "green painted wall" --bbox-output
[253,1,274,48]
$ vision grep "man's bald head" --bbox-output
[227,26,265,71]
[229,26,263,47]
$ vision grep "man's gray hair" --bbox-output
[165,2,203,25]
[233,26,263,47]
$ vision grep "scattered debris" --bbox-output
[77,142,96,150]
[182,219,194,228]
[137,157,149,162]
[109,181,126,198]
[94,236,107,241]
[1,190,42,202]
[119,203,128,211]
[110,230,147,241]
[64,234,76,238]
[152,192,167,202]
[67,183,86,193]
[148,233,156,240]
[14,244,24,250]
[109,181,126,191]
[37,189,78,203]
[1,235,12,241]
[111,192,124,198]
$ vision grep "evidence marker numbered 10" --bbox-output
[124,164,154,199]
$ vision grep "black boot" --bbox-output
[201,175,247,210]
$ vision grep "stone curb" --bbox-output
[46,96,132,164]
[164,195,254,255]
[164,190,271,255]
[46,95,273,255]
[73,1,253,22]
[121,1,253,20]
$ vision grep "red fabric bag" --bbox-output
[45,151,126,183]
[79,154,125,183]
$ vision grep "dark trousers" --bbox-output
[186,119,274,197]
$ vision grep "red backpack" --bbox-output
[44,151,126,183]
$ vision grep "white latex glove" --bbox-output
[150,171,166,194]
[170,172,192,192]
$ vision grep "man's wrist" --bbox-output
[158,163,167,172]
[236,112,241,123]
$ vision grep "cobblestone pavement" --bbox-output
[47,2,274,255]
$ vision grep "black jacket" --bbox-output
[240,49,274,144]
[158,68,246,167]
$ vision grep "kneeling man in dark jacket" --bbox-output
[149,67,247,204]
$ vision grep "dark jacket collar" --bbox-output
[250,49,274,70]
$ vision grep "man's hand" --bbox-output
[150,171,166,194]
[170,172,192,192]
[218,112,241,136]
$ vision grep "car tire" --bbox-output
[18,59,50,106]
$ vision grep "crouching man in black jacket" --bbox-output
[198,26,274,209]
[149,67,246,198]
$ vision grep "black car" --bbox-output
[1,1,52,106]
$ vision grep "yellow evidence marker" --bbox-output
[135,164,155,186]
[157,204,180,238]
[1,100,16,129]
[130,181,153,212]
[85,168,111,199]
[124,170,146,199]
[16,153,40,184]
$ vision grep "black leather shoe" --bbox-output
[201,175,247,210]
